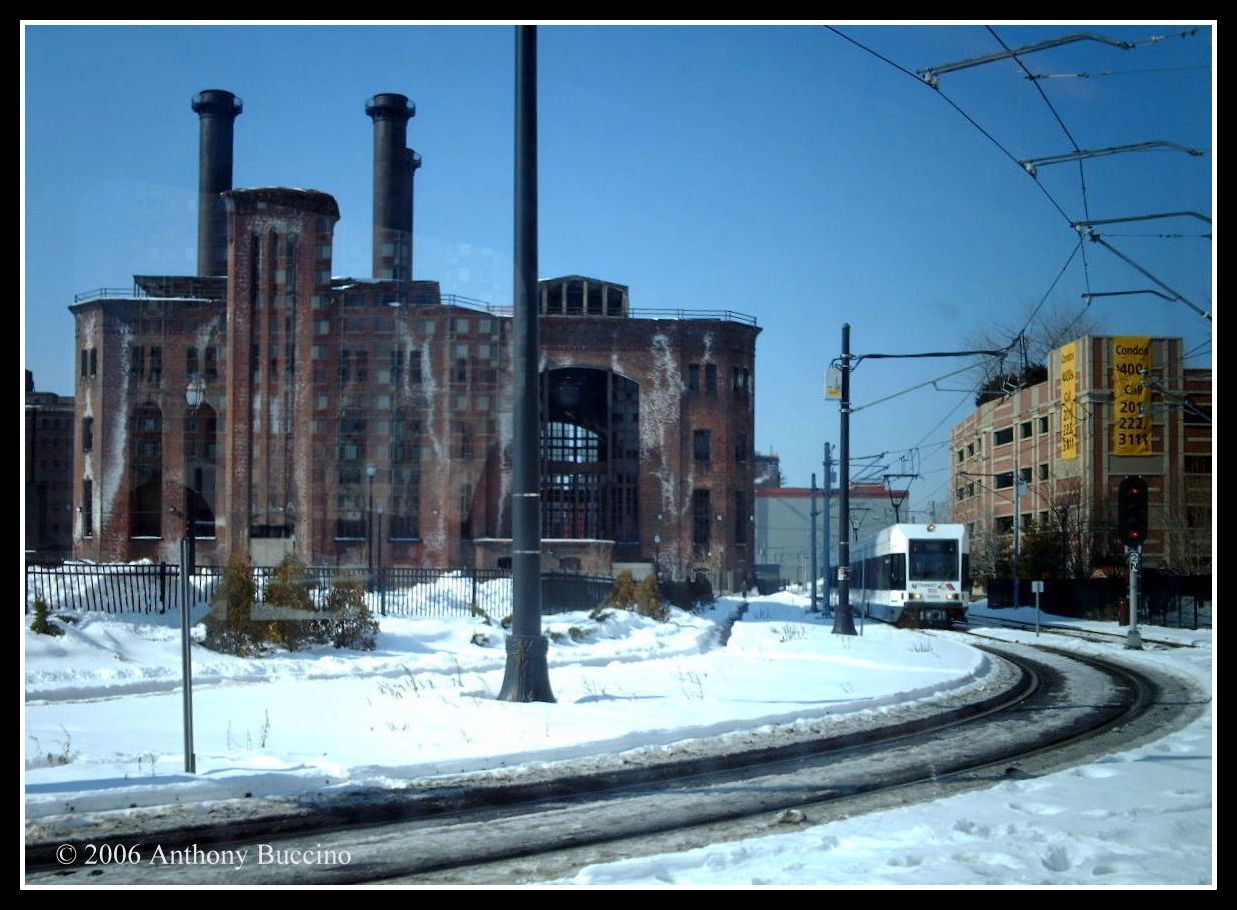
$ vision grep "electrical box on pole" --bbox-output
[825,367,841,400]
[1117,475,1149,548]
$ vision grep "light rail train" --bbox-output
[849,523,969,628]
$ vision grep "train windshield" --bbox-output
[908,538,959,581]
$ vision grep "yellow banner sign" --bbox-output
[1112,337,1152,455]
[1060,341,1078,460]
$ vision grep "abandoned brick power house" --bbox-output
[70,90,761,591]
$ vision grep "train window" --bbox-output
[891,553,905,589]
[908,538,958,581]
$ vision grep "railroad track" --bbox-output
[958,614,1200,648]
[26,639,1196,886]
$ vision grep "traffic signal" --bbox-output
[1118,476,1149,548]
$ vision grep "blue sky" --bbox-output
[22,23,1213,506]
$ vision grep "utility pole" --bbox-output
[498,25,553,702]
[822,443,833,614]
[833,324,857,635]
[810,473,818,612]
[1013,439,1026,608]
[828,326,1005,634]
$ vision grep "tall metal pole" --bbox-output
[1125,545,1143,649]
[1013,444,1024,608]
[810,473,818,612]
[822,443,833,614]
[499,25,554,702]
[834,325,858,635]
[366,465,376,584]
[180,535,195,774]
[181,382,203,774]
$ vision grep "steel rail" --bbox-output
[28,641,1186,885]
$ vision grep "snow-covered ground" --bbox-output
[23,591,1213,887]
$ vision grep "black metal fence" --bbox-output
[984,573,1212,630]
[25,563,614,619]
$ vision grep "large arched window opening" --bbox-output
[184,403,218,537]
[541,368,639,555]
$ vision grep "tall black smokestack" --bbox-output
[191,90,242,278]
[365,93,415,282]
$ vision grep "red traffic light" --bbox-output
[1118,476,1149,548]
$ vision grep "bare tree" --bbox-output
[964,301,1107,402]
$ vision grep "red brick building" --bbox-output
[25,371,76,560]
[70,91,760,592]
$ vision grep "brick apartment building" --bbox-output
[25,371,75,560]
[950,335,1211,579]
[69,90,760,590]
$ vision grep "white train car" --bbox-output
[849,523,969,628]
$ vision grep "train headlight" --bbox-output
[947,593,960,600]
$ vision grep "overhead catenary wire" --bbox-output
[1101,232,1211,239]
[824,25,1079,228]
[1015,236,1085,349]
[821,25,1209,514]
[851,358,1005,413]
[988,25,1094,224]
[827,25,1208,329]
[1027,64,1210,80]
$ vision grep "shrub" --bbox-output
[264,554,319,651]
[206,560,379,655]
[204,556,261,655]
[658,575,714,612]
[326,575,379,651]
[690,573,715,607]
[659,579,695,610]
[567,625,596,642]
[608,570,638,609]
[634,574,669,621]
[29,598,64,637]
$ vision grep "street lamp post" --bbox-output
[365,462,377,586]
[375,504,385,615]
[181,377,205,774]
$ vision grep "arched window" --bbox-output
[541,368,640,552]
[185,403,217,537]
